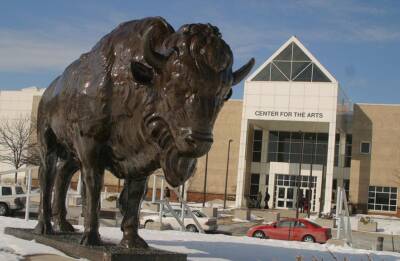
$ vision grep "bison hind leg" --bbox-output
[34,128,59,235]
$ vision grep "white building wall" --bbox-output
[235,78,339,213]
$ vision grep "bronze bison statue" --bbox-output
[35,16,254,248]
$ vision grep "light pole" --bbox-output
[202,153,209,207]
[295,131,304,220]
[307,134,316,218]
[223,139,233,209]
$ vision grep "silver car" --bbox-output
[0,185,25,216]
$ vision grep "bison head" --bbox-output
[132,21,254,186]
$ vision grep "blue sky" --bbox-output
[1,1,399,103]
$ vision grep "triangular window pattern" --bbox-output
[252,42,331,82]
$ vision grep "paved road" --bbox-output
[218,221,400,252]
[12,206,400,253]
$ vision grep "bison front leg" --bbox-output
[80,162,104,246]
[119,177,148,248]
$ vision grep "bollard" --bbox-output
[377,236,384,251]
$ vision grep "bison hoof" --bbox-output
[80,231,102,246]
[34,221,54,235]
[120,235,149,249]
[53,220,75,232]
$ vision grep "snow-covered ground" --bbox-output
[1,217,400,261]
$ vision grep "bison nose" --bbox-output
[185,131,214,144]
[181,129,213,157]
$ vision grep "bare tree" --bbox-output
[0,117,36,183]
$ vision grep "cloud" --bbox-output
[0,1,398,73]
[0,28,96,72]
[220,24,288,61]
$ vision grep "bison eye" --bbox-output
[224,88,232,101]
[131,61,154,85]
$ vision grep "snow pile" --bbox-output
[1,216,400,260]
[0,218,67,260]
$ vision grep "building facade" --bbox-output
[349,104,400,214]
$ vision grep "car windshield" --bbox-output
[193,210,207,218]
[306,220,322,228]
[15,186,24,194]
[277,220,296,227]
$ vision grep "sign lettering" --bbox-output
[254,110,324,119]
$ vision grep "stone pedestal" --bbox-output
[201,207,218,218]
[358,220,377,232]
[145,222,173,231]
[5,227,186,261]
[234,208,250,221]
[101,199,118,209]
[315,218,336,228]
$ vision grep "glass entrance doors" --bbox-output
[276,186,294,208]
[274,174,317,211]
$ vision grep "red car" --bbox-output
[246,218,331,243]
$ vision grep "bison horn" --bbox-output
[142,26,171,70]
[232,58,255,86]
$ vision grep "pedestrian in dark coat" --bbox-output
[256,191,262,209]
[164,187,171,198]
[264,190,270,209]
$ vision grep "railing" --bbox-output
[335,186,352,245]
[151,174,205,233]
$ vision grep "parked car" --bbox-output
[246,218,331,243]
[0,185,26,216]
[141,208,218,232]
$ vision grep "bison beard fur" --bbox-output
[34,16,254,248]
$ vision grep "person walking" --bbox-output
[256,191,262,209]
[298,192,304,213]
[264,190,270,209]
[164,186,171,199]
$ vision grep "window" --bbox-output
[334,134,352,167]
[334,134,340,166]
[1,187,12,196]
[252,130,263,162]
[277,220,295,227]
[343,179,350,199]
[276,174,316,188]
[295,221,306,228]
[368,186,397,212]
[15,187,24,194]
[345,135,352,167]
[360,142,371,154]
[267,131,328,165]
[252,42,331,82]
[193,210,207,218]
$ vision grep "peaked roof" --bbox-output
[248,36,337,83]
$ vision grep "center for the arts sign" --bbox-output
[254,110,324,119]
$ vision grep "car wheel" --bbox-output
[144,220,154,229]
[0,203,8,216]
[253,230,266,239]
[302,235,315,243]
[186,224,198,233]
